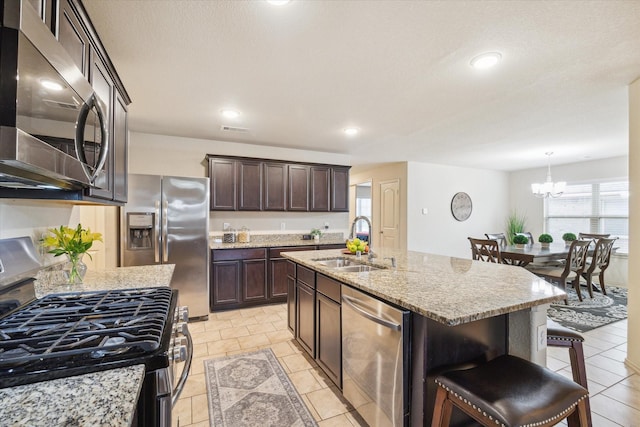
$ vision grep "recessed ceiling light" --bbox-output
[221,109,240,119]
[266,0,290,5]
[40,79,64,91]
[470,52,502,70]
[344,127,359,136]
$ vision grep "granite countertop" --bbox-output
[210,232,346,250]
[0,365,145,427]
[1,264,176,426]
[282,248,566,326]
[35,264,175,298]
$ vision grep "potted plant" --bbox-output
[310,228,322,242]
[513,234,529,249]
[562,232,577,246]
[538,233,553,248]
[505,210,527,245]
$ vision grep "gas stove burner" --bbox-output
[91,336,129,359]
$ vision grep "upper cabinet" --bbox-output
[207,155,350,213]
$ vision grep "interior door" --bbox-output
[380,180,400,249]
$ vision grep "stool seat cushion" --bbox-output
[546,319,584,342]
[435,355,588,427]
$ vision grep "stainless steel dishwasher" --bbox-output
[341,286,410,427]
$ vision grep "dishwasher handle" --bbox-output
[342,294,402,331]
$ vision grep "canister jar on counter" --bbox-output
[238,227,251,243]
[223,229,237,243]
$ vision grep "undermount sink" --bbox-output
[313,257,385,272]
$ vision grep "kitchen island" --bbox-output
[0,264,175,427]
[283,248,565,426]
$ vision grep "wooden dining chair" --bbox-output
[528,239,591,303]
[468,238,502,263]
[581,237,617,297]
[484,233,507,248]
[578,232,610,240]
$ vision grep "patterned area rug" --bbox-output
[204,348,318,427]
[547,285,627,332]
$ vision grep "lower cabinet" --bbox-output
[287,260,296,332]
[315,274,342,387]
[210,248,267,311]
[295,265,316,356]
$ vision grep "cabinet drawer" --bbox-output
[317,274,341,303]
[297,265,315,288]
[213,248,266,261]
[287,260,296,278]
[269,246,314,258]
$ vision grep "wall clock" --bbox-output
[451,192,472,221]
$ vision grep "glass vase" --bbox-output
[64,253,87,285]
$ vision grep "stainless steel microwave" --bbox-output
[0,1,108,190]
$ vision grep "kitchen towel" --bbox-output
[204,348,318,427]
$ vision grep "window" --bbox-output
[544,180,628,254]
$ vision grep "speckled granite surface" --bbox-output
[283,248,566,326]
[34,264,175,298]
[210,232,345,249]
[0,364,145,427]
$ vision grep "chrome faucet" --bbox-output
[349,216,375,260]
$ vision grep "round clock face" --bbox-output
[451,192,472,221]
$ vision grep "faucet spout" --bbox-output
[349,216,374,260]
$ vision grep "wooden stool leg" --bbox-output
[431,386,453,427]
[568,341,592,427]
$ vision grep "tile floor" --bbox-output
[173,304,639,427]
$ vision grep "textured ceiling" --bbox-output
[81,0,640,171]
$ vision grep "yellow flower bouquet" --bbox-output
[41,224,102,284]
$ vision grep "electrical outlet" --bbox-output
[280,222,286,231]
[324,222,329,229]
[223,222,230,230]
[537,324,547,351]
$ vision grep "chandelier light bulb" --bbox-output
[531,152,566,198]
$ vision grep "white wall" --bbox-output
[627,77,640,371]
[130,132,352,235]
[406,162,509,258]
[509,155,628,287]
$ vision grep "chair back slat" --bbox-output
[592,238,617,269]
[578,232,610,240]
[564,239,591,276]
[484,233,507,248]
[469,238,502,263]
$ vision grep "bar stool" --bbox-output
[432,354,589,427]
[547,319,591,426]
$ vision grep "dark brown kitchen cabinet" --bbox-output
[237,160,263,210]
[57,0,90,75]
[210,248,267,311]
[331,167,350,212]
[287,261,296,332]
[288,165,310,211]
[112,92,128,203]
[209,158,237,210]
[310,166,330,212]
[263,162,287,211]
[316,278,341,387]
[296,265,316,357]
[269,247,310,302]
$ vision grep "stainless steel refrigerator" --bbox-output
[121,174,210,320]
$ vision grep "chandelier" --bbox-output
[531,152,566,198]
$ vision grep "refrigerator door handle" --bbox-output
[162,200,169,263]
[154,200,161,263]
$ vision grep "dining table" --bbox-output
[500,243,573,267]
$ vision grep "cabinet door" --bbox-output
[85,49,114,200]
[57,0,89,75]
[310,166,330,212]
[331,167,350,212]
[28,0,55,31]
[112,92,128,203]
[316,293,341,387]
[288,164,309,211]
[242,259,267,302]
[209,158,237,210]
[211,260,241,310]
[296,281,315,357]
[269,258,289,300]
[263,162,287,211]
[237,160,262,211]
[287,274,296,333]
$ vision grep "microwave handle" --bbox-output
[75,93,109,183]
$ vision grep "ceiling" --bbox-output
[81,0,640,171]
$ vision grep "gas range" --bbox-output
[0,237,192,426]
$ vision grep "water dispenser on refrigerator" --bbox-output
[127,213,154,250]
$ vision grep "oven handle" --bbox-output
[171,325,193,407]
[154,201,161,263]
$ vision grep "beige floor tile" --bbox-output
[181,421,209,427]
[586,328,628,346]
[587,354,636,378]
[181,374,206,399]
[281,353,316,373]
[204,319,232,331]
[288,369,324,394]
[345,410,369,427]
[239,306,267,317]
[214,310,238,320]
[600,347,628,363]
[266,329,295,343]
[255,313,283,323]
[191,394,210,424]
[584,335,623,351]
[270,340,298,358]
[272,319,288,330]
[590,394,640,426]
[583,363,627,387]
[237,333,271,349]
[546,355,569,371]
[302,394,322,421]
[173,396,192,426]
[230,315,259,327]
[190,329,221,345]
[207,338,240,355]
[586,412,623,427]
[219,325,250,339]
[306,386,350,419]
[186,321,206,333]
[192,343,209,358]
[246,322,277,334]
[318,414,352,426]
[621,374,640,390]
[190,356,208,375]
